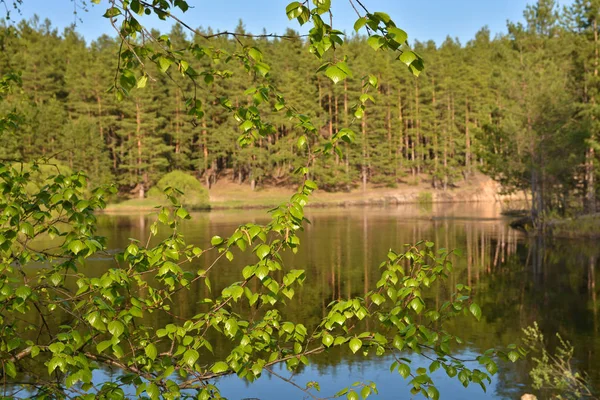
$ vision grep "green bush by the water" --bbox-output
[148,170,210,209]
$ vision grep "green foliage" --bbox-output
[417,191,433,204]
[523,323,597,399]
[0,1,528,398]
[0,162,524,398]
[149,170,210,209]
[0,7,474,194]
[11,159,73,194]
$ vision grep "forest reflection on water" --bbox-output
[93,203,600,399]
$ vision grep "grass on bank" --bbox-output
[549,213,600,238]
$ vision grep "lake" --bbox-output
[92,203,599,399]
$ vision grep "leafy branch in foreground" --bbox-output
[0,1,524,399]
[97,0,424,112]
[0,160,524,399]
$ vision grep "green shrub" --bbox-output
[417,191,433,204]
[149,170,210,209]
[523,323,597,399]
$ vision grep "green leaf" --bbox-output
[108,320,125,338]
[297,135,307,149]
[367,35,385,51]
[87,311,106,331]
[360,386,372,399]
[158,57,173,73]
[354,17,367,32]
[103,7,121,17]
[347,391,359,400]
[508,350,520,362]
[248,47,263,61]
[254,61,271,77]
[324,66,345,84]
[312,0,331,14]
[240,120,254,132]
[211,361,229,373]
[211,236,224,246]
[182,348,199,368]
[399,51,417,66]
[360,94,375,104]
[145,343,158,361]
[398,363,411,379]
[146,383,159,400]
[349,337,362,354]
[136,75,148,88]
[304,180,318,190]
[469,303,482,321]
[322,333,334,347]
[427,386,440,400]
[486,360,498,375]
[286,1,303,19]
[368,74,378,87]
[175,207,190,220]
[68,240,86,255]
[255,265,269,280]
[256,244,270,260]
[445,365,457,377]
[4,361,16,378]
[19,222,34,237]
[388,27,407,44]
[15,285,31,300]
[96,340,112,353]
[325,62,351,84]
[409,58,425,77]
[429,361,440,373]
[373,11,391,23]
[409,297,424,314]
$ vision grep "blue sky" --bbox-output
[7,0,575,45]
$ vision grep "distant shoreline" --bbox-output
[102,173,525,213]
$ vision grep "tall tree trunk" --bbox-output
[409,92,415,177]
[96,93,104,140]
[396,90,404,179]
[415,80,421,175]
[136,100,144,199]
[328,87,333,139]
[443,93,449,190]
[334,91,339,164]
[362,110,368,191]
[202,116,209,186]
[344,80,349,174]
[465,96,471,176]
[432,77,439,188]
[587,16,598,213]
[175,88,181,155]
[387,104,392,158]
[586,147,596,213]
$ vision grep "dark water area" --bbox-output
[88,203,599,399]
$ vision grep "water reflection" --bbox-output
[84,203,599,399]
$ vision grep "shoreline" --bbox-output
[102,187,523,213]
[102,172,525,213]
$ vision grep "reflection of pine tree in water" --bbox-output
[589,255,598,334]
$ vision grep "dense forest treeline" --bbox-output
[1,0,599,217]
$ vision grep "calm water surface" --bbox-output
[93,203,600,399]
